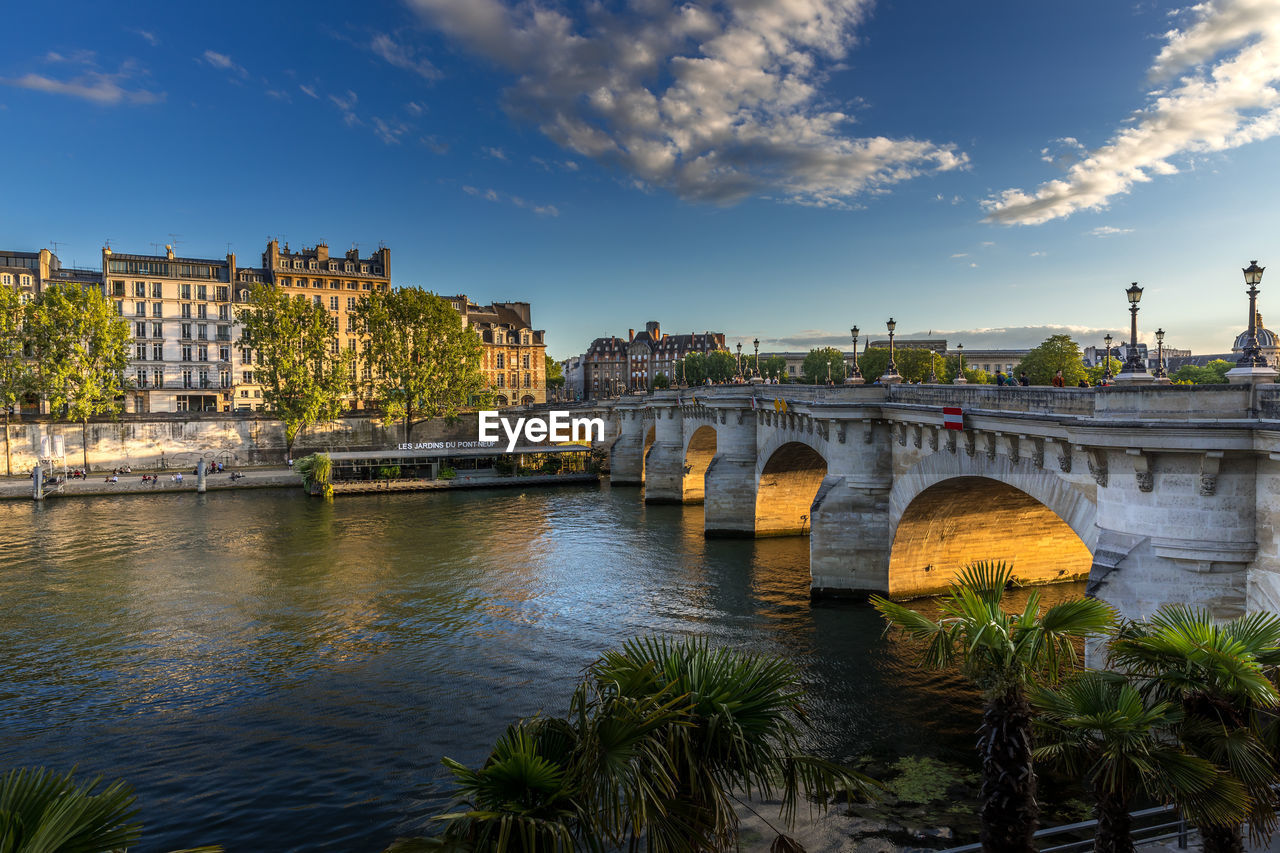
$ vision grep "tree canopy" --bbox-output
[545,355,565,390]
[353,287,487,442]
[1171,359,1233,384]
[1015,335,1088,386]
[25,285,131,469]
[855,347,945,384]
[706,350,737,383]
[801,347,847,384]
[0,285,32,475]
[238,284,353,457]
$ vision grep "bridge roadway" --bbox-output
[575,383,1280,620]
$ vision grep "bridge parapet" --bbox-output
[1094,384,1253,420]
[886,385,1096,416]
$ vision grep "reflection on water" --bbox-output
[0,485,1083,852]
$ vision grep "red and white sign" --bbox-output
[943,406,964,431]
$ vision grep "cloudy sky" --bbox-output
[3,0,1279,357]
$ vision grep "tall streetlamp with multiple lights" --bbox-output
[846,326,865,385]
[953,342,967,384]
[1226,260,1277,384]
[1115,282,1152,383]
[880,318,903,384]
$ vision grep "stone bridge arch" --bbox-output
[682,424,717,503]
[755,438,829,537]
[887,451,1097,598]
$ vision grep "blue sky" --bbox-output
[3,0,1279,358]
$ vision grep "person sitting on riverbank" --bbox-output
[105,474,118,484]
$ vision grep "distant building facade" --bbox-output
[582,322,725,396]
[759,351,855,382]
[445,295,547,406]
[560,355,585,402]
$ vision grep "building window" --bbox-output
[329,296,338,310]
[135,343,146,360]
[522,354,530,369]
[313,295,322,306]
[181,303,192,319]
[216,286,228,302]
[153,343,164,361]
[181,345,193,361]
[152,368,163,387]
[219,346,230,362]
[110,280,125,297]
[496,374,505,388]
[198,304,208,319]
[180,283,191,299]
[243,371,254,384]
[0,274,9,285]
[182,369,193,388]
[197,324,208,341]
[220,370,231,388]
[524,373,531,388]
[241,348,253,365]
[199,368,210,388]
[152,302,163,318]
[523,334,530,345]
[496,353,505,369]
[216,325,231,341]
[151,282,163,298]
[136,368,148,387]
[134,282,147,297]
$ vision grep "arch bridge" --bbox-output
[591,383,1280,619]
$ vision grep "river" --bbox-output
[0,483,1085,851]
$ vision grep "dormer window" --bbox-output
[361,265,368,274]
[293,259,302,269]
[310,260,318,270]
[344,263,353,273]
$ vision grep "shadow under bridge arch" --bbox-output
[888,476,1092,599]
[682,425,716,503]
[755,441,827,536]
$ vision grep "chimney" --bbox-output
[646,321,661,340]
[628,328,634,342]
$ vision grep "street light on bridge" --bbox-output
[1237,261,1267,367]
[953,342,967,385]
[845,326,865,385]
[736,341,743,382]
[1153,328,1168,382]
[1103,334,1114,384]
[881,318,903,384]
[1116,282,1150,382]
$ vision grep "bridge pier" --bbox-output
[608,405,646,486]
[810,476,893,596]
[643,402,684,503]
[703,405,759,537]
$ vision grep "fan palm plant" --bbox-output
[0,766,222,853]
[871,561,1115,853]
[1032,671,1246,853]
[1107,606,1280,853]
[414,636,877,852]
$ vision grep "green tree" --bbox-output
[1032,671,1242,853]
[943,355,994,384]
[855,347,946,383]
[26,284,131,471]
[1108,607,1280,853]
[0,766,223,853]
[238,284,353,459]
[759,355,789,382]
[872,563,1115,853]
[705,350,737,383]
[1171,359,1233,384]
[677,352,708,386]
[1015,335,1088,386]
[1085,357,1125,385]
[651,373,671,389]
[801,347,847,384]
[545,355,565,395]
[419,637,877,853]
[0,285,32,476]
[353,288,488,443]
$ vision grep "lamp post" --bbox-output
[1226,260,1277,384]
[845,326,865,384]
[928,348,938,384]
[1152,327,1171,384]
[1115,282,1151,382]
[881,318,903,384]
[1103,334,1113,383]
[953,342,967,384]
[750,337,763,384]
[736,341,743,382]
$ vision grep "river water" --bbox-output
[0,484,1084,851]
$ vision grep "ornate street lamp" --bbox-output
[1237,261,1267,367]
[753,338,760,376]
[736,341,743,380]
[1103,334,1114,382]
[846,326,865,384]
[881,318,903,384]
[928,348,938,384]
[1154,328,1166,379]
[1118,282,1149,378]
[953,342,967,385]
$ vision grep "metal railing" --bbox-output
[938,804,1191,853]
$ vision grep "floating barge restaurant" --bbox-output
[321,444,597,495]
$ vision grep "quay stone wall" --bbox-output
[1,412,489,474]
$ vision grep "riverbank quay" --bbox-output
[0,467,301,500]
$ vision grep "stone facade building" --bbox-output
[582,322,725,397]
[444,295,547,406]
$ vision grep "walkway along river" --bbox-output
[0,483,1087,851]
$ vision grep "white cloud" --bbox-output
[950,252,968,258]
[201,50,248,78]
[1030,250,1046,256]
[1089,225,1134,237]
[134,29,159,47]
[330,89,361,125]
[408,0,965,207]
[299,84,319,99]
[373,116,409,144]
[371,33,440,80]
[985,0,1280,225]
[483,146,508,160]
[406,100,426,115]
[463,184,559,216]
[2,61,161,105]
[265,89,290,101]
